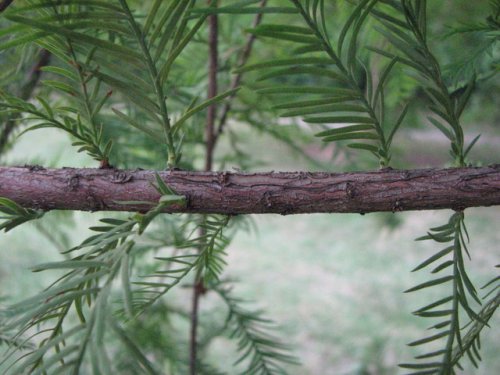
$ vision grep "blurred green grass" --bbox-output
[215,210,499,374]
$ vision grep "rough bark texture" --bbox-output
[1,165,499,214]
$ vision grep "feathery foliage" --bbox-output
[401,212,485,373]
[0,185,234,373]
[0,1,497,373]
[370,0,486,167]
[214,283,299,375]
[0,0,237,168]
[208,0,408,167]
[187,1,498,373]
[0,197,44,232]
[443,0,499,85]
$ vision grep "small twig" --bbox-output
[213,0,268,145]
[0,0,14,13]
[190,1,219,373]
[204,1,219,173]
[0,49,51,155]
[189,276,206,375]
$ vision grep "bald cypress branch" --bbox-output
[0,165,498,214]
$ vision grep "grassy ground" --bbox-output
[208,209,500,374]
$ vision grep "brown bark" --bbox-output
[0,0,14,13]
[204,5,218,172]
[1,165,499,214]
[214,0,268,143]
[0,49,51,155]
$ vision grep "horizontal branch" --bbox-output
[0,165,499,215]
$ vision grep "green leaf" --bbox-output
[305,116,374,124]
[413,296,454,315]
[257,66,348,83]
[246,29,318,44]
[214,284,299,373]
[375,22,428,68]
[431,260,454,274]
[427,117,454,141]
[257,86,359,96]
[414,310,453,318]
[0,198,44,232]
[7,1,125,14]
[293,43,324,55]
[455,77,475,118]
[143,0,164,35]
[31,260,108,272]
[273,97,355,110]
[412,246,454,272]
[41,80,79,96]
[321,133,378,142]
[399,362,441,369]
[408,330,450,346]
[347,143,379,153]
[31,345,80,375]
[373,57,398,108]
[6,271,107,315]
[147,0,182,47]
[7,15,144,65]
[159,195,186,207]
[172,88,240,133]
[190,7,299,15]
[121,252,134,318]
[40,66,79,82]
[388,103,409,145]
[87,69,159,116]
[346,0,378,73]
[153,173,172,195]
[370,8,410,30]
[464,134,481,158]
[404,276,454,293]
[337,0,372,56]
[281,103,367,117]
[236,57,333,73]
[158,13,207,85]
[315,124,374,137]
[251,24,314,34]
[367,46,424,73]
[152,0,190,62]
[111,323,159,375]
[112,109,163,140]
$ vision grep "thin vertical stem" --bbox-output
[0,49,51,156]
[0,0,14,13]
[190,1,218,373]
[189,276,205,375]
[214,0,268,144]
[204,2,219,172]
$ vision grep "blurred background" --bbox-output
[0,0,499,374]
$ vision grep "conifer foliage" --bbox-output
[0,1,498,374]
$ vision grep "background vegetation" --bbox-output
[0,1,498,374]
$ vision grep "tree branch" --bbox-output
[1,165,499,214]
[0,0,14,13]
[204,1,218,172]
[214,0,268,144]
[0,49,51,155]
